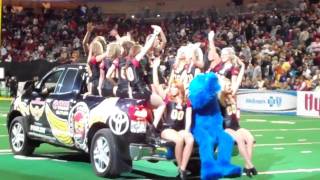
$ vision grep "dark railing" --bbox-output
[0,60,59,81]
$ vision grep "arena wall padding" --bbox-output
[0,61,59,81]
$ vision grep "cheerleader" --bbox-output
[125,25,162,101]
[85,40,104,96]
[106,40,135,98]
[97,42,121,97]
[218,76,257,177]
[152,57,194,180]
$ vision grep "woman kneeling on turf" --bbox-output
[152,57,194,180]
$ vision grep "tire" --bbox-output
[9,116,36,156]
[90,128,121,177]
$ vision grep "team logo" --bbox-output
[52,100,70,116]
[68,102,90,152]
[108,110,129,135]
[30,98,45,121]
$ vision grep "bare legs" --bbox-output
[161,129,194,171]
[225,128,255,169]
[238,128,255,163]
[178,130,194,171]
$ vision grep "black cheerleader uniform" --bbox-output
[99,58,114,97]
[89,57,101,95]
[171,64,188,83]
[160,96,191,131]
[114,57,130,98]
[184,65,198,89]
[127,58,152,100]
[220,99,240,131]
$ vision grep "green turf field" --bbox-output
[0,99,320,180]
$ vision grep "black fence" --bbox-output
[0,61,60,81]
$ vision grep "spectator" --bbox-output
[252,60,262,82]
[1,0,320,92]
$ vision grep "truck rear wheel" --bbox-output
[90,128,122,177]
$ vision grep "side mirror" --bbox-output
[31,91,39,97]
[72,89,80,94]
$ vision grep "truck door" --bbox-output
[28,68,65,142]
[45,68,82,147]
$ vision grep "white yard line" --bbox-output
[250,128,320,132]
[271,121,295,125]
[0,149,12,153]
[0,135,8,137]
[245,119,267,122]
[242,119,319,122]
[241,114,279,117]
[300,151,312,154]
[192,168,320,179]
[298,139,307,142]
[14,155,49,160]
[51,159,68,163]
[256,142,320,147]
[256,168,320,175]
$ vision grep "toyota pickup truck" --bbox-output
[7,63,200,177]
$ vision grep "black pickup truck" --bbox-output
[7,63,198,177]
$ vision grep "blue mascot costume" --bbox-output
[188,72,241,179]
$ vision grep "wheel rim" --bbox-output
[93,136,110,173]
[11,122,25,152]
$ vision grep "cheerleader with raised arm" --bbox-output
[97,42,121,97]
[85,40,105,96]
[152,57,194,180]
[216,52,257,177]
[106,40,135,98]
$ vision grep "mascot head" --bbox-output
[188,72,221,110]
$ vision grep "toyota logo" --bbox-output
[108,111,129,135]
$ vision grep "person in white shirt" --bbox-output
[307,37,320,53]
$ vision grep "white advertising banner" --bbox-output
[236,89,297,115]
[297,91,320,118]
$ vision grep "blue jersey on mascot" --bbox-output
[188,72,241,179]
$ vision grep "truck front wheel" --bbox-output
[9,116,37,155]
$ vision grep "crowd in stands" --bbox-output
[1,0,320,91]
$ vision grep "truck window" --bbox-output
[58,69,78,93]
[41,70,64,94]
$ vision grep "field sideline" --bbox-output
[0,99,319,180]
